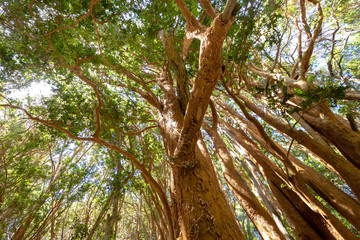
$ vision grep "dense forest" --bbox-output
[0,0,359,239]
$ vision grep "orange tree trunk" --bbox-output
[158,95,244,239]
[155,7,245,239]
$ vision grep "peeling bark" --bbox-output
[156,4,244,238]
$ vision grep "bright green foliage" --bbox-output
[1,0,360,239]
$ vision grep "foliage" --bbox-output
[1,0,360,239]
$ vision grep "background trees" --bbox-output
[1,0,359,239]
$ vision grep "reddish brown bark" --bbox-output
[221,120,358,240]
[231,94,360,200]
[203,123,287,240]
[302,113,360,169]
[172,146,245,239]
[158,95,244,239]
[156,3,245,238]
[215,99,360,230]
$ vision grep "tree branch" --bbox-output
[0,103,175,240]
[0,104,93,141]
[172,14,237,167]
[221,0,240,24]
[71,70,102,138]
[158,30,190,113]
[199,0,218,19]
[174,0,202,30]
[299,1,323,79]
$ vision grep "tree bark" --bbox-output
[238,158,293,240]
[217,104,360,230]
[157,7,244,238]
[302,113,360,169]
[221,120,358,240]
[158,81,244,240]
[203,122,288,240]
[230,94,360,200]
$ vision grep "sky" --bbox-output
[8,82,52,100]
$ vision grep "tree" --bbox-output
[1,0,360,239]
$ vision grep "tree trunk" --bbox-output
[204,122,288,240]
[172,152,245,239]
[231,94,360,200]
[158,97,243,239]
[156,9,245,238]
[103,192,119,240]
[239,158,293,240]
[220,107,360,230]
[302,113,360,168]
[86,193,113,240]
[222,119,358,240]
